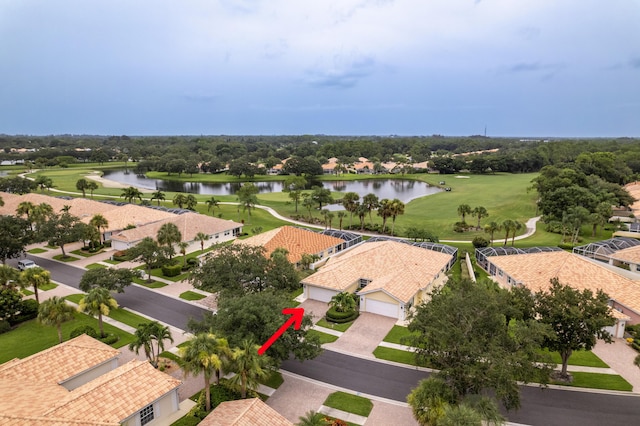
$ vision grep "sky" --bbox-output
[0,0,639,137]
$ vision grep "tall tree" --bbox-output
[283,176,307,213]
[205,196,219,213]
[0,216,31,264]
[342,192,360,228]
[535,278,614,379]
[38,296,76,343]
[19,266,51,304]
[129,237,163,281]
[472,206,489,230]
[86,180,98,198]
[302,196,315,221]
[78,287,118,338]
[407,277,551,411]
[129,321,174,367]
[16,201,36,231]
[185,194,198,210]
[237,183,259,221]
[377,199,393,234]
[336,211,347,230]
[483,221,501,246]
[389,198,405,236]
[510,220,524,246]
[172,193,188,209]
[457,204,472,223]
[195,232,210,252]
[501,219,516,246]
[76,178,90,197]
[79,267,134,293]
[362,193,379,226]
[157,222,182,259]
[89,214,109,244]
[41,212,85,257]
[120,186,143,204]
[151,190,166,206]
[228,340,271,398]
[311,186,333,210]
[179,333,232,412]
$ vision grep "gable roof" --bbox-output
[0,192,115,219]
[235,226,344,264]
[610,245,640,264]
[488,251,640,315]
[82,203,176,232]
[200,398,293,426]
[111,212,242,244]
[303,240,453,303]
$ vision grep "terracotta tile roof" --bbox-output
[82,203,176,232]
[488,251,640,315]
[625,182,640,216]
[0,192,114,219]
[111,212,241,244]
[235,226,344,264]
[43,360,181,424]
[610,245,640,264]
[0,379,70,418]
[303,241,453,303]
[200,398,293,426]
[0,334,119,385]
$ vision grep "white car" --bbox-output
[17,259,37,271]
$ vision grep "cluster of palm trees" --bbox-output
[341,192,405,235]
[75,178,99,198]
[483,219,525,246]
[456,204,489,230]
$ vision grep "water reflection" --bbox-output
[102,170,442,205]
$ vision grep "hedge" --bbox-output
[162,263,183,277]
[326,307,359,324]
[70,325,98,339]
[0,320,11,335]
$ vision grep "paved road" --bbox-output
[23,256,640,425]
[15,255,209,330]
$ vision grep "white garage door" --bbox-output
[307,286,337,303]
[364,299,399,319]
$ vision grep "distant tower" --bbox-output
[484,125,487,137]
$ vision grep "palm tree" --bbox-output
[185,194,198,210]
[205,196,219,213]
[172,193,188,209]
[195,232,209,252]
[320,209,330,229]
[472,206,489,230]
[32,202,53,232]
[297,411,330,426]
[356,203,367,231]
[78,287,118,338]
[16,201,36,230]
[178,241,189,267]
[390,198,405,236]
[19,266,51,304]
[129,321,174,367]
[76,178,90,197]
[157,222,182,259]
[377,199,393,234]
[121,186,143,204]
[89,214,109,244]
[37,296,76,343]
[302,196,315,221]
[61,204,71,213]
[362,193,379,226]
[87,180,99,198]
[180,333,232,412]
[342,192,360,228]
[458,204,472,223]
[237,183,259,221]
[151,190,166,206]
[0,265,19,287]
[511,220,524,246]
[329,292,357,313]
[502,219,516,246]
[336,211,347,230]
[484,221,501,246]
[228,340,270,398]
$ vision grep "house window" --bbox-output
[140,404,154,425]
[358,278,370,289]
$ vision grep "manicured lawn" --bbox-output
[147,267,190,282]
[27,247,48,254]
[133,277,168,288]
[382,325,419,345]
[260,371,284,389]
[323,391,373,417]
[71,249,103,258]
[65,294,152,328]
[373,346,421,366]
[316,318,355,332]
[540,349,609,368]
[307,329,339,344]
[86,263,108,269]
[21,288,34,296]
[0,314,134,363]
[554,372,632,392]
[65,294,84,304]
[103,259,120,265]
[39,282,58,291]
[179,290,207,301]
[53,254,80,262]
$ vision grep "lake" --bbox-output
[102,170,442,206]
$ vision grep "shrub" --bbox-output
[326,307,359,324]
[70,325,98,339]
[453,221,470,233]
[99,333,119,345]
[112,250,132,261]
[472,236,490,248]
[0,320,11,335]
[9,299,39,325]
[162,263,183,277]
[187,257,199,267]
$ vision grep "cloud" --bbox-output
[501,62,564,80]
[305,55,377,89]
[629,57,640,69]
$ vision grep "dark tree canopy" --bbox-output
[0,215,31,264]
[407,277,551,411]
[188,291,321,365]
[79,267,135,293]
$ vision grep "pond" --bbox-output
[102,169,442,206]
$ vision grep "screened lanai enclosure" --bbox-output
[366,236,458,270]
[572,237,640,262]
[475,246,562,272]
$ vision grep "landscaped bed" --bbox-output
[53,254,80,262]
[65,294,152,328]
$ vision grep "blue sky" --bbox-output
[1,0,639,137]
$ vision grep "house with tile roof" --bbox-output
[111,212,242,252]
[0,334,182,425]
[479,249,639,337]
[234,226,346,268]
[200,398,294,426]
[302,240,454,320]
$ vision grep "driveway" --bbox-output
[324,313,397,357]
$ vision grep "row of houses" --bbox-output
[267,156,429,175]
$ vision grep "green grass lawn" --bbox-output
[554,372,632,391]
[39,282,58,291]
[323,391,373,417]
[132,277,168,288]
[27,247,48,254]
[373,346,421,366]
[103,259,120,265]
[0,314,134,363]
[316,318,355,332]
[260,371,284,389]
[71,249,103,258]
[382,325,419,345]
[65,294,152,328]
[540,349,609,368]
[21,288,34,296]
[179,290,207,301]
[86,263,108,269]
[307,329,339,344]
[53,254,80,262]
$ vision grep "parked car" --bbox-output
[17,259,37,271]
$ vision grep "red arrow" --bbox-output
[258,307,305,355]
